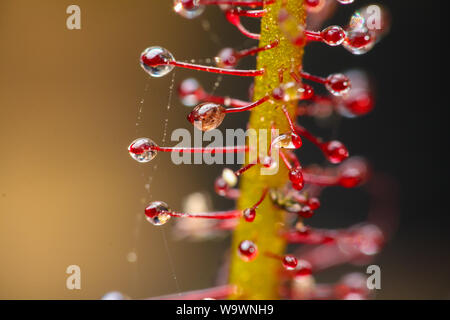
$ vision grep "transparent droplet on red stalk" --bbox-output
[344,28,375,55]
[140,47,175,78]
[336,70,373,117]
[173,0,205,19]
[321,25,346,46]
[187,103,226,131]
[338,157,368,188]
[272,132,302,150]
[128,138,158,163]
[289,168,304,191]
[325,73,351,96]
[144,201,171,226]
[243,208,256,222]
[261,156,273,168]
[178,78,203,106]
[215,48,238,69]
[300,84,315,100]
[342,11,377,55]
[344,91,374,116]
[282,255,298,270]
[238,240,258,262]
[322,140,349,164]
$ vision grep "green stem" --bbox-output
[229,0,305,299]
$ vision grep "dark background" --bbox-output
[0,0,447,299]
[301,0,449,299]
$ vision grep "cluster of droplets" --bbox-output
[121,0,392,301]
[279,4,390,55]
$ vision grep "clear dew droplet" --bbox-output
[271,133,297,150]
[145,201,172,226]
[187,103,226,131]
[140,46,175,78]
[128,138,158,163]
[325,73,351,96]
[173,0,205,19]
[343,12,376,55]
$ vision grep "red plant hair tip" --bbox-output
[144,200,241,226]
[265,252,299,271]
[321,140,349,164]
[128,137,248,163]
[337,157,369,188]
[299,71,351,96]
[140,46,264,78]
[243,188,268,222]
[216,40,279,69]
[187,96,270,131]
[293,125,348,164]
[289,168,304,191]
[238,240,258,262]
[304,26,346,46]
[278,151,304,191]
[283,255,298,270]
[225,11,260,40]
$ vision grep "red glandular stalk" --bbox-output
[170,60,264,76]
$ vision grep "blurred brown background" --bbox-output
[0,1,448,299]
